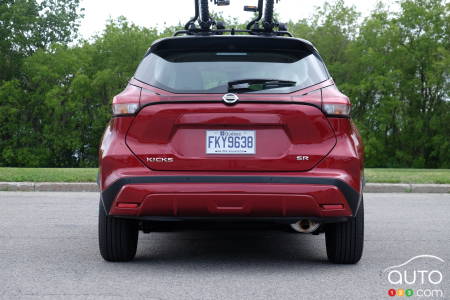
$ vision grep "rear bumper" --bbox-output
[101,176,362,220]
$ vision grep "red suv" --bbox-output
[98,0,364,264]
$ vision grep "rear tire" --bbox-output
[325,197,364,264]
[98,200,139,262]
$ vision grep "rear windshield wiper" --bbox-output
[228,79,297,93]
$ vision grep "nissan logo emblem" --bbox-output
[222,93,239,105]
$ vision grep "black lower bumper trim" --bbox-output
[101,176,361,217]
[113,215,349,223]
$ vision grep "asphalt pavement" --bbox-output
[0,192,449,300]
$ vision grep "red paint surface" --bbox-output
[99,80,363,218]
[109,183,352,217]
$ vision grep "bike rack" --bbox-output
[175,0,292,37]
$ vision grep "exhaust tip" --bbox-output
[290,219,320,233]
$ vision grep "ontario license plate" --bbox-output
[206,130,256,154]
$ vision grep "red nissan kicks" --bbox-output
[98,0,364,264]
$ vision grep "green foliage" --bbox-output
[0,0,83,82]
[364,168,450,184]
[290,0,449,168]
[0,167,98,182]
[0,0,448,168]
[346,0,450,168]
[0,17,163,167]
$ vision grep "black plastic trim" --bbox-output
[113,215,349,224]
[326,114,351,119]
[127,79,337,117]
[148,35,316,57]
[173,29,294,37]
[135,100,322,115]
[131,75,331,95]
[101,176,361,217]
[111,114,136,118]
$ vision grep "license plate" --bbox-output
[206,130,256,154]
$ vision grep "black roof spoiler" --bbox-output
[147,35,318,57]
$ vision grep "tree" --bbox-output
[0,18,162,167]
[0,0,83,82]
[0,0,448,168]
[345,0,449,167]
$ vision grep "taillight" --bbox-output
[323,103,351,117]
[321,85,352,117]
[112,103,139,116]
[111,84,142,116]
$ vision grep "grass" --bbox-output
[0,168,98,183]
[364,168,450,184]
[0,168,449,184]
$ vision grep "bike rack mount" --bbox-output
[177,0,292,37]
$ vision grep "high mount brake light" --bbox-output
[323,104,351,117]
[112,103,139,116]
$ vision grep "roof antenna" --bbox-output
[184,0,200,30]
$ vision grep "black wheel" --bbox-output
[325,197,364,264]
[98,200,139,262]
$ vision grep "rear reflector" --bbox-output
[320,204,344,210]
[117,203,139,209]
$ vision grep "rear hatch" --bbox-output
[126,101,336,172]
[125,36,336,172]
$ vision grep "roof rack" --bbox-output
[174,28,293,37]
[176,0,293,37]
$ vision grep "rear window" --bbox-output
[134,50,329,94]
